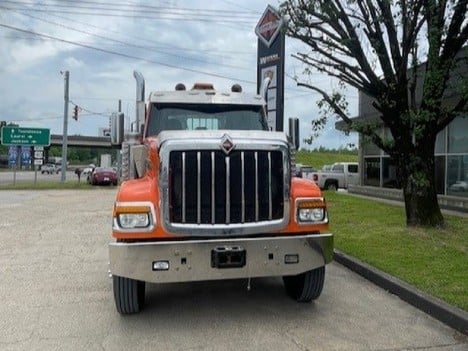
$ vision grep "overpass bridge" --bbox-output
[50,134,116,148]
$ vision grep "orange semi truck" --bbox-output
[108,71,333,314]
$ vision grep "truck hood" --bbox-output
[154,130,289,149]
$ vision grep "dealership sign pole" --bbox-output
[255,5,285,132]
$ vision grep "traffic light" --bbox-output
[73,105,78,120]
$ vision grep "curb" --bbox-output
[333,250,468,336]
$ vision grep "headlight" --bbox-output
[296,198,328,224]
[298,208,325,222]
[118,213,150,228]
[113,202,155,231]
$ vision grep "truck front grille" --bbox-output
[169,150,284,225]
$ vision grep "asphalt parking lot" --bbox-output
[0,189,466,351]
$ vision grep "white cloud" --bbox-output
[63,57,85,69]
[0,0,358,147]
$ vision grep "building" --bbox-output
[358,113,468,198]
[338,47,468,209]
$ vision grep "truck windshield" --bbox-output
[146,103,268,136]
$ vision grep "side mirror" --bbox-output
[110,112,124,145]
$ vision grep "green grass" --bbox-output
[325,191,468,311]
[295,150,358,169]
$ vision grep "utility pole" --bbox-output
[61,71,69,182]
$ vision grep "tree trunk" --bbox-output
[397,145,445,227]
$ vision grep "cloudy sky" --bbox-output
[0,0,358,150]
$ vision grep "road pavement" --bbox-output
[0,189,466,350]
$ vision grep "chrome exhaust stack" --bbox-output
[133,70,145,133]
[118,71,146,181]
[260,76,271,101]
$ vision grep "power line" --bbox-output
[217,0,260,13]
[30,9,255,55]
[0,23,339,98]
[11,10,252,71]
[0,23,257,84]
[0,3,258,23]
[2,0,260,16]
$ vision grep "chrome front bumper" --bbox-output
[109,234,333,284]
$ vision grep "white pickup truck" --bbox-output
[305,162,359,190]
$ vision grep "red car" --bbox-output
[87,167,118,186]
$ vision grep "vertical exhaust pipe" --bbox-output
[133,70,145,133]
[260,76,271,130]
[121,71,146,181]
[260,76,271,101]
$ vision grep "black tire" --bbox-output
[325,181,338,191]
[113,275,145,314]
[283,266,325,302]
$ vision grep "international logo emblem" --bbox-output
[255,5,284,48]
[220,133,235,155]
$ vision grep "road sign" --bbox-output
[1,127,51,146]
[8,146,18,166]
[21,146,31,165]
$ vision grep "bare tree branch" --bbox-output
[296,82,354,125]
[377,0,403,72]
[442,1,468,58]
[359,0,396,83]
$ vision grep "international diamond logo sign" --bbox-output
[255,5,284,48]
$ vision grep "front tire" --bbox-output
[283,266,325,302]
[113,275,145,314]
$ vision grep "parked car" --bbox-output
[307,162,359,190]
[87,167,118,185]
[449,181,468,192]
[41,163,58,174]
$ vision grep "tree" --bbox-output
[280,0,468,227]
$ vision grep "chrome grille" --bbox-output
[169,150,284,225]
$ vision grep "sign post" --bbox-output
[8,146,18,185]
[33,146,44,184]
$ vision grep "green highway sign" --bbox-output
[0,127,51,146]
